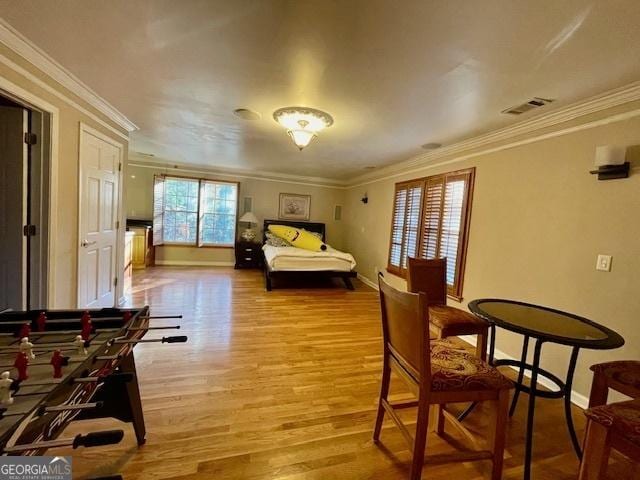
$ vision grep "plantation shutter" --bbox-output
[152,175,165,246]
[418,169,474,298]
[387,180,424,274]
[387,184,407,274]
[402,182,424,268]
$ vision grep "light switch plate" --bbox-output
[596,254,612,272]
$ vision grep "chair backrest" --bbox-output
[406,257,447,306]
[378,273,430,381]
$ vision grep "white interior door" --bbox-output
[0,105,28,310]
[77,126,121,308]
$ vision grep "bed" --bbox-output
[261,219,357,291]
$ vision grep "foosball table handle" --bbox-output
[162,335,188,343]
[73,430,124,449]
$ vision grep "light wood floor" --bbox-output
[57,267,637,479]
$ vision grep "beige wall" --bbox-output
[344,108,640,402]
[0,44,129,308]
[125,163,346,264]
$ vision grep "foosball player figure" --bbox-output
[0,371,14,405]
[18,323,30,340]
[13,352,29,381]
[81,310,91,327]
[36,311,47,332]
[50,350,66,378]
[122,311,132,323]
[81,318,93,341]
[19,337,35,360]
[74,335,88,356]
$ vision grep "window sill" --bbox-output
[159,243,234,249]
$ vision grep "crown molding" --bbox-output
[347,80,640,187]
[0,18,137,132]
[128,155,348,189]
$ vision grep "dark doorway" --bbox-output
[0,92,49,310]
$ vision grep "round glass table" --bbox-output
[468,299,624,480]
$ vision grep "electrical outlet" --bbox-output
[596,254,612,272]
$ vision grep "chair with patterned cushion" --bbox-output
[373,274,513,480]
[578,398,640,479]
[588,360,640,408]
[407,257,489,360]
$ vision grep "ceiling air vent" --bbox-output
[501,97,554,115]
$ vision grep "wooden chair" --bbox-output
[373,274,513,480]
[588,360,640,408]
[578,398,640,479]
[407,257,489,360]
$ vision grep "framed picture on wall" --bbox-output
[279,193,311,220]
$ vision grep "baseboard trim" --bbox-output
[155,260,235,267]
[357,273,379,291]
[459,335,589,409]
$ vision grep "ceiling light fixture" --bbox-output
[273,106,334,150]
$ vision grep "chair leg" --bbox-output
[410,395,430,480]
[476,329,489,361]
[488,389,510,480]
[373,358,391,443]
[578,420,611,480]
[588,371,609,408]
[429,404,445,435]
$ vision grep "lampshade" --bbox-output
[239,212,258,225]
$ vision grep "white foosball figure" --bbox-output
[0,371,14,405]
[19,337,35,360]
[74,335,87,356]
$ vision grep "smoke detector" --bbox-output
[502,97,554,115]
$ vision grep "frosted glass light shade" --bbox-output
[273,106,333,150]
[288,129,316,150]
[594,145,626,167]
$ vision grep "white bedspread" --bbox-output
[262,244,356,272]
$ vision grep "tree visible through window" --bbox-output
[387,168,475,300]
[153,175,238,247]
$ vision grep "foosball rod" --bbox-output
[39,401,102,415]
[110,335,188,345]
[142,315,183,320]
[127,325,180,331]
[2,429,124,453]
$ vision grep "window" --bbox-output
[387,167,475,300]
[153,175,238,247]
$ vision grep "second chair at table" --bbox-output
[407,257,489,360]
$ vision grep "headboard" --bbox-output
[262,219,326,243]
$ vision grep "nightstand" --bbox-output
[234,241,262,269]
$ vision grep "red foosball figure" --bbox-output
[50,350,65,378]
[122,311,132,323]
[36,311,47,332]
[18,324,30,340]
[81,319,93,341]
[81,310,91,328]
[13,352,29,382]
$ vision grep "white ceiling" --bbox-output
[2,0,640,180]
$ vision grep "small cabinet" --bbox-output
[234,241,262,269]
[130,226,155,269]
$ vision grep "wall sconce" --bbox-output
[361,193,368,204]
[590,145,629,180]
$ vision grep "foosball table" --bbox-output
[0,306,186,458]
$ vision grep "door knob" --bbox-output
[81,239,97,247]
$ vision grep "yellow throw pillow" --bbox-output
[268,225,327,252]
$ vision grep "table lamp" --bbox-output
[239,212,259,241]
